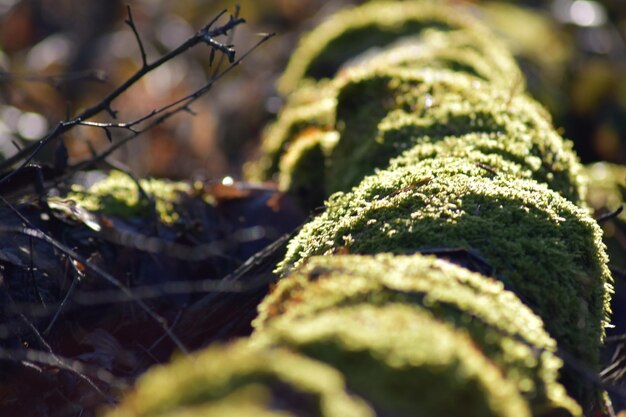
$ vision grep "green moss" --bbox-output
[255,304,531,417]
[279,157,611,369]
[61,170,190,224]
[256,254,581,416]
[278,1,522,94]
[390,132,541,178]
[109,387,297,417]
[351,27,521,88]
[246,92,336,181]
[390,128,584,204]
[325,67,584,201]
[278,130,339,211]
[263,65,584,206]
[103,2,614,416]
[257,4,583,207]
[105,341,374,417]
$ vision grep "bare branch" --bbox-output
[4,292,117,403]
[63,32,275,175]
[0,8,249,184]
[1,223,189,354]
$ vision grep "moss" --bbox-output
[279,157,611,369]
[105,2,614,416]
[109,387,297,417]
[390,132,543,179]
[258,8,583,206]
[105,341,374,417]
[277,1,522,94]
[246,92,337,182]
[325,67,584,201]
[61,170,190,224]
[389,128,584,204]
[263,65,584,206]
[349,27,520,88]
[255,303,531,417]
[278,130,339,211]
[256,254,581,416]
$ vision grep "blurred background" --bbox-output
[0,0,624,182]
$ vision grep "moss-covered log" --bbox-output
[256,254,580,416]
[108,2,613,417]
[278,157,610,369]
[257,303,532,417]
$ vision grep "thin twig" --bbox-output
[211,4,241,77]
[0,347,125,390]
[94,222,249,262]
[148,309,184,352]
[9,298,116,403]
[28,236,46,308]
[179,230,295,324]
[16,224,187,353]
[124,5,148,68]
[0,70,108,86]
[72,31,273,134]
[69,274,274,305]
[0,199,189,355]
[607,333,626,343]
[43,257,83,335]
[597,205,624,223]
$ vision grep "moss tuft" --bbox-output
[245,86,337,182]
[278,130,339,211]
[106,2,614,416]
[62,170,190,224]
[105,341,374,417]
[256,303,531,417]
[278,1,522,94]
[325,68,584,201]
